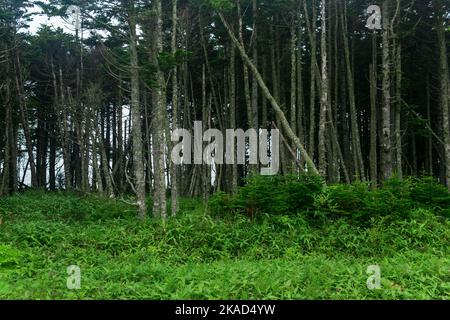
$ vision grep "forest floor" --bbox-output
[0,191,449,299]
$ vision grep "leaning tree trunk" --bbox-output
[219,12,319,175]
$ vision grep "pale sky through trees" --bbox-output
[26,2,71,35]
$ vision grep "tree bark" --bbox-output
[340,0,365,181]
[381,0,393,181]
[229,44,238,193]
[171,0,179,216]
[370,32,378,186]
[304,0,317,160]
[128,0,147,219]
[395,42,402,180]
[434,0,450,190]
[152,0,168,219]
[318,0,329,176]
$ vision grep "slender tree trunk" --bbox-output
[237,1,255,175]
[116,84,124,194]
[395,42,402,180]
[340,0,365,180]
[1,78,13,194]
[92,143,103,194]
[426,74,433,175]
[381,0,393,181]
[290,25,298,172]
[318,0,329,176]
[128,0,147,219]
[262,54,268,130]
[53,63,72,190]
[370,32,378,186]
[251,0,259,171]
[152,0,168,219]
[296,22,305,168]
[171,0,179,216]
[304,0,317,160]
[98,130,114,197]
[229,44,238,193]
[434,0,450,190]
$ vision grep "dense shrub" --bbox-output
[409,177,450,208]
[208,175,450,221]
[208,174,324,218]
[315,182,414,220]
[314,183,370,218]
[207,192,236,217]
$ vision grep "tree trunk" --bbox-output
[296,21,305,169]
[340,0,365,181]
[171,0,179,216]
[395,42,402,180]
[426,74,433,175]
[318,0,329,176]
[53,63,72,190]
[152,0,168,219]
[434,0,450,190]
[219,12,319,175]
[128,0,147,219]
[290,25,298,172]
[381,0,393,181]
[229,44,238,193]
[304,0,317,160]
[370,32,378,186]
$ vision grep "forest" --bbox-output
[0,0,449,300]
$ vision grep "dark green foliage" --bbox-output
[209,175,450,221]
[207,191,234,216]
[316,180,413,220]
[0,245,22,269]
[209,175,325,217]
[409,177,450,209]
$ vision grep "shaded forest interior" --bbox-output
[0,0,449,219]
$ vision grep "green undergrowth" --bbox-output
[0,176,449,299]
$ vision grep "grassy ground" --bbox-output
[0,191,449,299]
